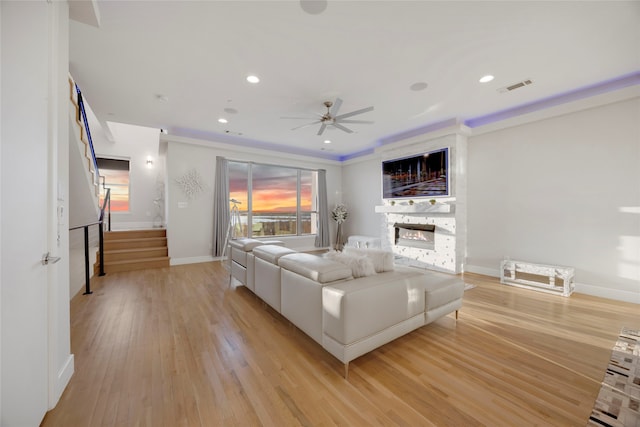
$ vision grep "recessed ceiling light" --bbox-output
[224,107,238,114]
[300,0,328,15]
[218,118,228,124]
[479,75,495,83]
[409,82,428,91]
[246,75,260,84]
[324,140,331,144]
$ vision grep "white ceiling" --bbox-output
[69,1,640,160]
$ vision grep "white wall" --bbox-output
[0,4,3,421]
[1,1,72,423]
[91,121,164,230]
[340,154,383,239]
[165,136,343,264]
[49,0,74,407]
[466,98,640,303]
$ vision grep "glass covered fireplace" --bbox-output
[393,223,435,249]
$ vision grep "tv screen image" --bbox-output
[382,147,449,199]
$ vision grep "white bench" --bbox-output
[500,259,575,297]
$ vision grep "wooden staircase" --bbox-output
[95,229,170,273]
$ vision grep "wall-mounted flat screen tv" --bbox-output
[382,147,449,199]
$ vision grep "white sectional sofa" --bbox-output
[228,238,464,378]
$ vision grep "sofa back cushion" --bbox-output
[343,247,395,273]
[252,245,297,264]
[278,253,352,284]
[323,250,377,278]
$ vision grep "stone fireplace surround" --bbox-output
[376,203,458,272]
[373,130,467,274]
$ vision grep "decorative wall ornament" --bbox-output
[175,168,206,200]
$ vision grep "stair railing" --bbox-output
[69,83,112,295]
[75,83,100,187]
[69,188,110,296]
[98,186,111,276]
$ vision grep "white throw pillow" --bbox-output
[323,251,377,278]
[343,247,395,273]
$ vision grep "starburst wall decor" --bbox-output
[175,168,206,200]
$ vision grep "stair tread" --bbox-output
[106,237,166,242]
[105,228,166,232]
[104,247,167,254]
[105,229,166,237]
[101,256,170,266]
[106,228,166,232]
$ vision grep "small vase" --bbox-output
[335,223,344,251]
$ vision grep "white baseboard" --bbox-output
[464,264,499,277]
[50,354,74,409]
[170,255,216,266]
[575,282,640,304]
[464,264,639,304]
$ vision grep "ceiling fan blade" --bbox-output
[335,106,374,120]
[330,98,343,117]
[317,122,328,135]
[332,122,354,134]
[338,119,374,124]
[291,120,321,131]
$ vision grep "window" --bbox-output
[228,161,318,238]
[96,157,130,212]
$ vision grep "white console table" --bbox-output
[500,259,575,297]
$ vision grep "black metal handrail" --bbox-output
[75,83,100,187]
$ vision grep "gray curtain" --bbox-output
[315,169,330,248]
[212,156,229,257]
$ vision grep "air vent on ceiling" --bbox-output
[498,79,533,93]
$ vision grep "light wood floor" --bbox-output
[41,262,638,426]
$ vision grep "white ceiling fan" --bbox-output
[285,98,374,136]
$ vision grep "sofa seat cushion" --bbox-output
[278,253,352,284]
[322,267,426,345]
[252,245,297,264]
[343,247,395,272]
[423,272,465,310]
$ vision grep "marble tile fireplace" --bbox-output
[373,130,468,274]
[376,203,459,273]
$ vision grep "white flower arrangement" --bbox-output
[331,204,349,224]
